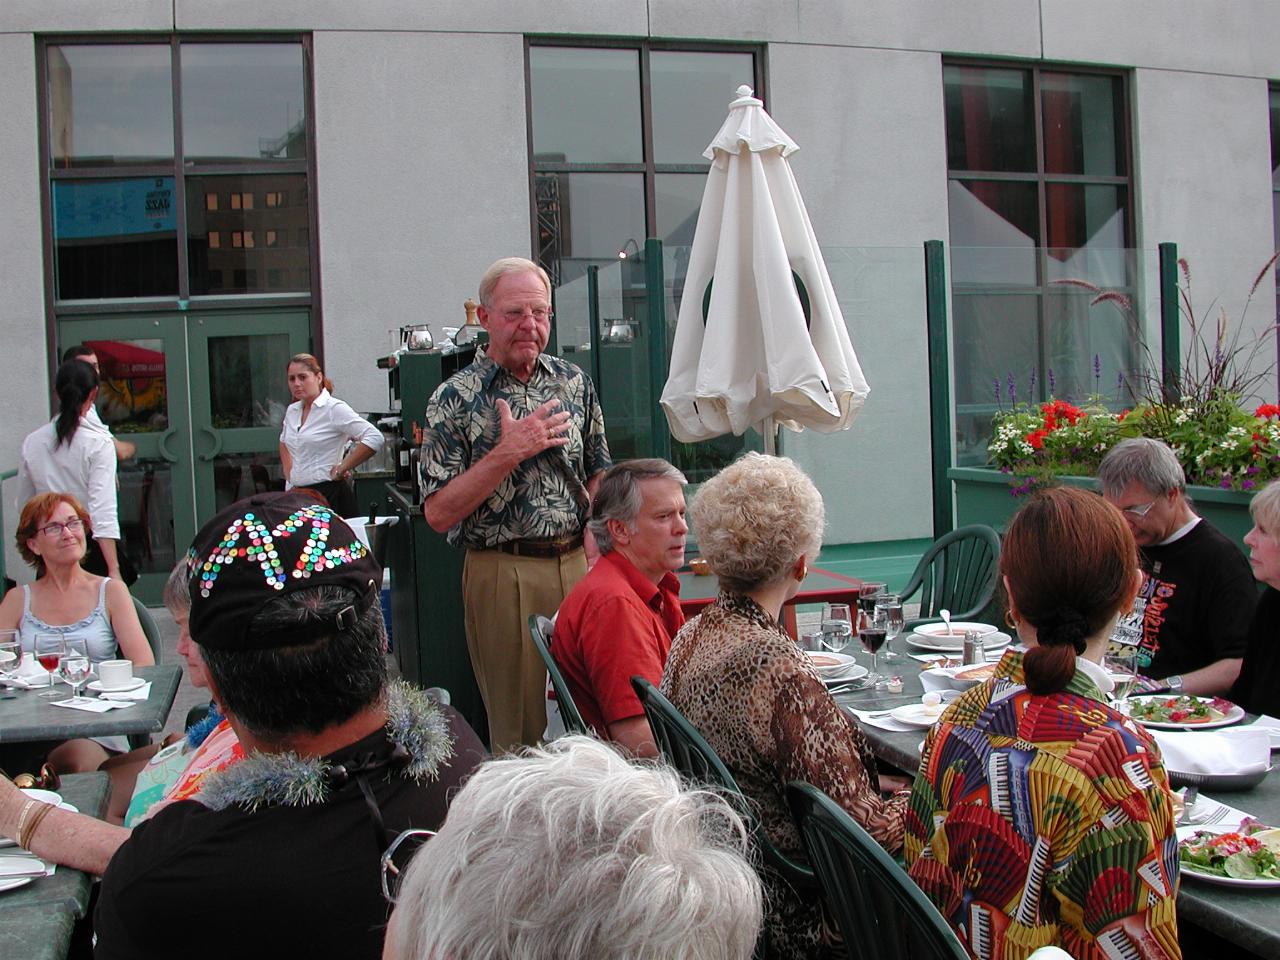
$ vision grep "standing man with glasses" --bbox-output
[1099,438,1256,694]
[420,257,611,752]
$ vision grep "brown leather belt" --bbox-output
[495,535,584,559]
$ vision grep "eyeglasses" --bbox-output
[380,828,435,903]
[501,306,553,323]
[39,518,85,538]
[1120,498,1159,519]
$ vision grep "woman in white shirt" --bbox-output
[278,353,383,516]
[16,359,128,582]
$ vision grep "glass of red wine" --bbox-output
[859,624,888,686]
[857,582,887,629]
[35,633,65,699]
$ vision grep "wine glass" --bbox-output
[821,603,853,654]
[874,593,905,663]
[857,582,887,630]
[859,623,888,686]
[0,630,22,687]
[1105,641,1139,705]
[34,634,65,699]
[60,638,91,704]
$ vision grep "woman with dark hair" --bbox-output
[905,487,1181,960]
[16,359,127,580]
[278,352,383,516]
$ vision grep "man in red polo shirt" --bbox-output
[552,459,688,757]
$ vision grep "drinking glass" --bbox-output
[857,582,887,629]
[821,603,853,654]
[0,630,22,686]
[34,634,65,698]
[1105,641,1139,705]
[60,638,91,704]
[859,624,888,686]
[874,593,905,663]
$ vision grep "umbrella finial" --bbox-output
[735,84,753,98]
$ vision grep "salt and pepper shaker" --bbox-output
[962,629,983,666]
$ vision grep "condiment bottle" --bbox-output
[962,629,983,665]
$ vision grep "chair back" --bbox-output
[527,614,589,736]
[785,781,968,960]
[901,524,1001,628]
[631,676,815,892]
[132,595,162,664]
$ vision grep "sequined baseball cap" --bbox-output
[187,491,381,651]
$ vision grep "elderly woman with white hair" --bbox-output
[382,735,763,960]
[1232,479,1280,715]
[660,453,908,959]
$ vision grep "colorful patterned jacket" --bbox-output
[905,650,1181,960]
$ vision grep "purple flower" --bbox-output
[994,378,1001,404]
[1007,373,1016,404]
[1220,476,1233,489]
[1244,479,1257,490]
[1247,465,1260,476]
[1048,368,1056,394]
[1029,368,1038,396]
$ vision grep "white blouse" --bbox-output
[279,389,383,487]
[16,416,120,540]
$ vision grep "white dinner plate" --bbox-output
[823,664,869,686]
[912,621,999,639]
[19,789,61,805]
[889,703,946,728]
[1176,826,1280,888]
[87,677,145,693]
[0,876,34,894]
[1125,695,1246,731]
[804,651,858,677]
[906,631,1012,653]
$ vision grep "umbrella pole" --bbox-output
[763,416,778,456]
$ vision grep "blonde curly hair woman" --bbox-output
[660,453,908,959]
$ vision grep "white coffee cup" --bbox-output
[97,659,134,690]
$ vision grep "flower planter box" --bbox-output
[949,466,1256,550]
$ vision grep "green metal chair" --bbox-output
[900,524,1002,630]
[631,676,816,895]
[527,614,590,736]
[785,781,968,960]
[132,596,162,664]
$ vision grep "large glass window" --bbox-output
[45,39,312,304]
[945,62,1133,465]
[1271,86,1280,350]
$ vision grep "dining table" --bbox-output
[0,772,109,956]
[0,664,181,745]
[829,642,1280,960]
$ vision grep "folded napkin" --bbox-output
[1,675,49,690]
[1247,714,1280,750]
[909,650,1006,664]
[1150,727,1271,776]
[844,705,918,733]
[98,681,152,702]
[49,697,134,713]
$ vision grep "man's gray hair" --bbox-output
[385,736,763,960]
[478,257,551,306]
[162,558,191,615]
[1098,438,1187,498]
[587,459,687,555]
[1251,479,1280,535]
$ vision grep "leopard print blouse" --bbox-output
[661,592,908,959]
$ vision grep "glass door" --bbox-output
[60,315,195,603]
[59,308,311,602]
[186,310,309,515]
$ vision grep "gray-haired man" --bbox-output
[1099,438,1255,694]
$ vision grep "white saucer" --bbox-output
[889,703,947,728]
[88,677,145,693]
[823,664,870,685]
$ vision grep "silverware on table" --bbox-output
[1178,785,1200,825]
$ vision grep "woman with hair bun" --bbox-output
[905,487,1181,960]
[16,359,128,581]
[278,352,383,517]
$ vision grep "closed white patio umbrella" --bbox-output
[660,86,869,452]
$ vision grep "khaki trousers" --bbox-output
[463,546,587,752]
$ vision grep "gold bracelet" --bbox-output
[12,799,37,846]
[19,802,55,850]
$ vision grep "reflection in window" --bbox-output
[81,338,168,433]
[206,192,218,211]
[52,178,179,299]
[181,43,307,163]
[530,47,642,165]
[207,334,291,429]
[48,44,174,168]
[650,51,756,165]
[187,173,310,295]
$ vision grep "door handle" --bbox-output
[157,428,179,463]
[197,426,224,462]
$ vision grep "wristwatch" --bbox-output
[1166,674,1185,692]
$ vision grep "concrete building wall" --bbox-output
[311,30,532,413]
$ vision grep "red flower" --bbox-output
[1117,409,1130,422]
[1026,430,1047,450]
[1256,404,1280,419]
